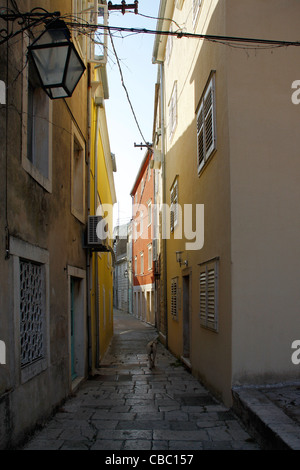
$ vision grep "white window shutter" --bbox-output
[197,102,204,172]
[204,81,215,160]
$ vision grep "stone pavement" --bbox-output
[232,382,300,450]
[20,309,260,451]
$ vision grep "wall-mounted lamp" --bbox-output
[28,19,86,99]
[176,251,188,267]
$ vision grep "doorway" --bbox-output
[68,266,87,388]
[70,278,76,380]
[182,275,190,359]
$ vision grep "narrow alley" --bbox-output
[20,310,260,451]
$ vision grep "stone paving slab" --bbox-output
[232,385,300,450]
[20,310,260,451]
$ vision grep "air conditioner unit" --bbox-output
[87,215,108,248]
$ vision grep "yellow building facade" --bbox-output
[89,65,116,371]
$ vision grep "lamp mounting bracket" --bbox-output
[0,9,61,45]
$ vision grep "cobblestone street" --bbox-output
[20,310,260,451]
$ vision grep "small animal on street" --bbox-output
[146,337,158,369]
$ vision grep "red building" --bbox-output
[130,149,155,325]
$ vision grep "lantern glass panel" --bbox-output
[47,87,68,99]
[36,28,69,46]
[31,45,69,86]
[65,47,84,94]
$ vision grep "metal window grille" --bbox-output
[20,259,45,367]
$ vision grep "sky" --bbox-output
[104,0,161,228]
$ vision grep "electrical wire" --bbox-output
[62,20,300,49]
[108,26,150,148]
[126,10,184,34]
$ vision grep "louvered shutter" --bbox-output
[197,102,204,172]
[207,267,216,329]
[170,179,178,232]
[197,74,216,174]
[204,81,215,160]
[199,260,218,331]
[169,82,177,140]
[171,278,178,318]
[199,270,206,324]
[170,186,175,231]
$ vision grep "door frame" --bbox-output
[67,266,87,390]
[182,272,191,364]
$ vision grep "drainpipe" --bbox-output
[160,62,168,350]
[95,101,101,367]
[87,63,92,372]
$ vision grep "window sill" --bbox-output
[22,157,52,193]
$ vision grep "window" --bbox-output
[193,0,202,27]
[109,291,112,323]
[166,25,173,64]
[140,252,144,275]
[197,73,216,174]
[22,43,53,193]
[20,259,45,368]
[171,277,178,319]
[134,256,137,276]
[148,200,152,226]
[140,210,144,235]
[148,244,152,271]
[0,80,5,104]
[168,81,177,141]
[170,178,178,232]
[11,237,49,384]
[71,123,86,223]
[199,258,219,331]
[73,0,86,57]
[103,286,106,329]
[176,0,185,9]
[134,220,137,241]
[87,2,108,64]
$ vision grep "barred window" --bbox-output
[199,258,219,331]
[20,259,45,367]
[171,277,178,319]
[197,73,216,174]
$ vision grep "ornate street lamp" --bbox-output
[28,19,86,99]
